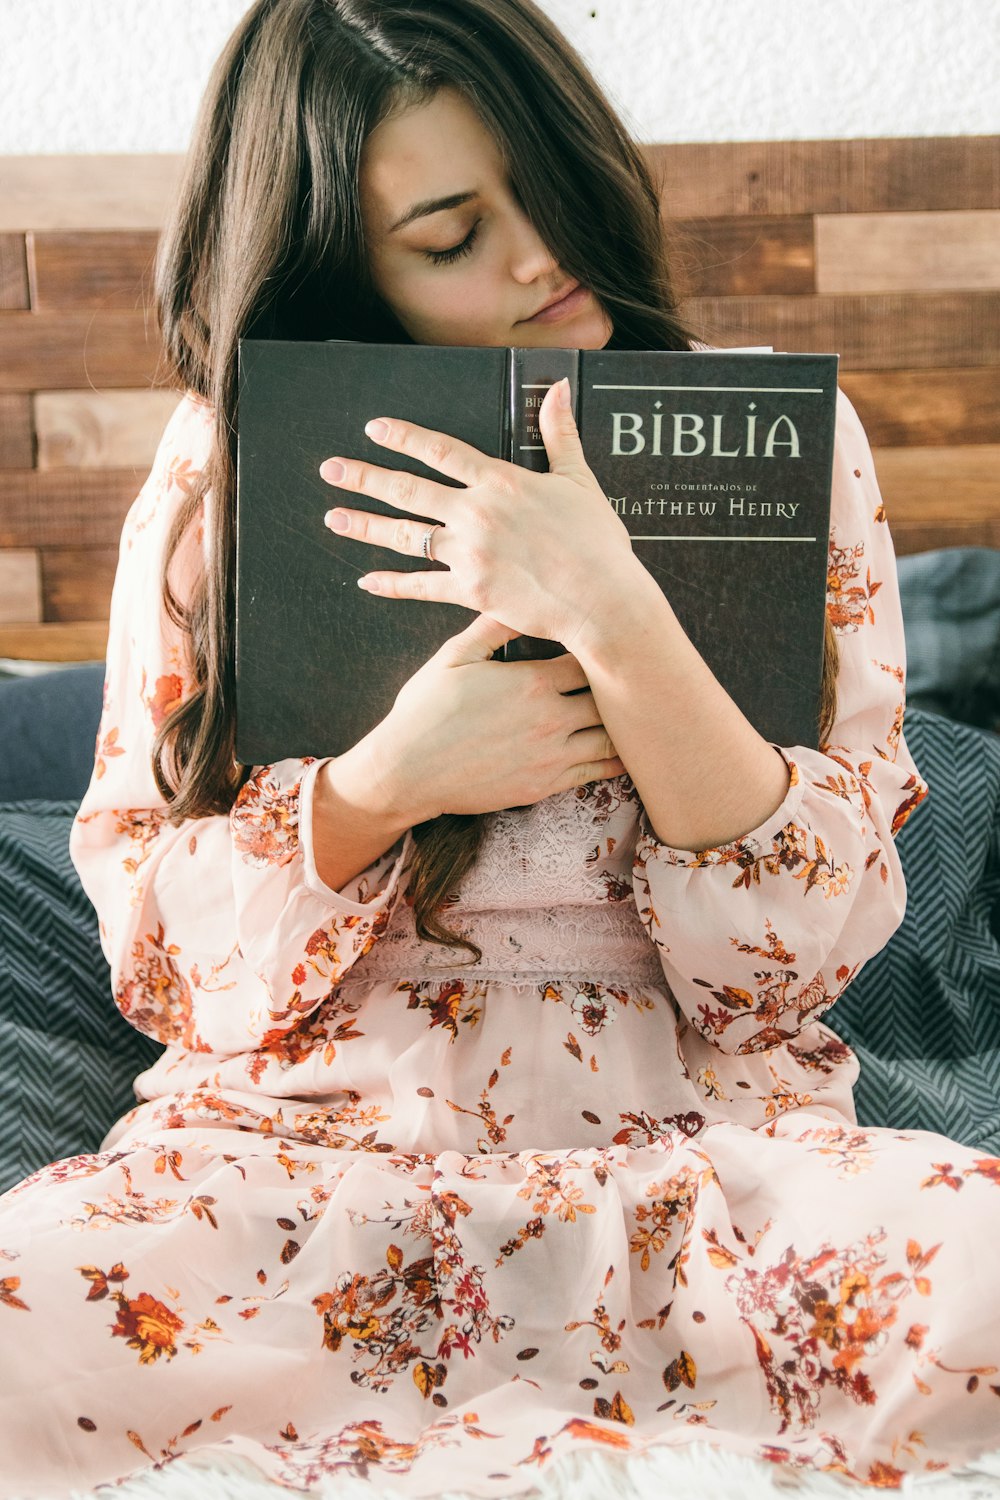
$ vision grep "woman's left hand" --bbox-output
[320,377,640,651]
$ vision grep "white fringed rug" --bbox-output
[17,1436,1000,1500]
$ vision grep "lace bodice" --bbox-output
[339,779,667,990]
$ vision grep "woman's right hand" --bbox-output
[361,614,625,825]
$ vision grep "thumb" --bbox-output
[437,613,521,666]
[538,377,589,480]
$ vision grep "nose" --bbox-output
[507,200,561,285]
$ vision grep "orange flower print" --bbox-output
[537,980,641,1035]
[718,1229,939,1436]
[628,1165,713,1274]
[798,1125,877,1179]
[94,723,126,780]
[446,1051,515,1152]
[312,1246,441,1394]
[827,539,882,632]
[570,985,619,1036]
[143,672,184,730]
[892,773,930,836]
[297,922,375,985]
[291,1091,393,1151]
[112,1291,186,1365]
[232,764,311,867]
[78,1263,186,1366]
[398,979,486,1041]
[497,1155,601,1264]
[558,1417,634,1450]
[967,1157,1000,1186]
[0,1275,29,1312]
[116,922,211,1052]
[613,1109,705,1147]
[166,455,201,497]
[116,809,166,889]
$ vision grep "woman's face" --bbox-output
[360,86,613,349]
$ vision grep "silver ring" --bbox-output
[420,524,441,561]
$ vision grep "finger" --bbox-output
[567,724,619,763]
[362,416,496,489]
[325,505,447,560]
[437,614,521,665]
[577,755,627,786]
[542,651,590,694]
[537,378,591,482]
[320,457,453,524]
[357,568,460,605]
[551,752,627,796]
[559,689,603,733]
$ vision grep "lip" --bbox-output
[521,281,588,324]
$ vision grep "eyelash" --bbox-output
[424,220,481,266]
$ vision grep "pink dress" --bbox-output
[1,388,997,1497]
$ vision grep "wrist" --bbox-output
[347,719,441,829]
[319,737,420,840]
[564,562,673,672]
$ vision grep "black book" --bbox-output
[235,341,839,765]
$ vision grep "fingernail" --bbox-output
[557,377,571,408]
[321,459,345,482]
[358,576,379,592]
[325,509,349,532]
[364,419,388,441]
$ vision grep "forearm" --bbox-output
[310,741,414,891]
[569,563,791,853]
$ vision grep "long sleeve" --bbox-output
[69,393,413,1060]
[630,387,929,1056]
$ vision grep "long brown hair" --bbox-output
[152,0,838,963]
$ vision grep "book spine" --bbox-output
[503,347,580,663]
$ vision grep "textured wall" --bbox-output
[1,0,998,153]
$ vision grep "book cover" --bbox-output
[235,341,838,765]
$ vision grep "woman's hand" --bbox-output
[320,378,639,653]
[356,613,626,824]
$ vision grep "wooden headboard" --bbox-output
[1,136,998,662]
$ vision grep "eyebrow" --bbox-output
[388,191,478,233]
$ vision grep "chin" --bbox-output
[519,318,610,350]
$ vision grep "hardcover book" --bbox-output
[235,340,839,765]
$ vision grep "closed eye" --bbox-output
[424,220,481,266]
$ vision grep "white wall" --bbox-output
[1,0,997,153]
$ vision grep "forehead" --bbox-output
[359,86,506,236]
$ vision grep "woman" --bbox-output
[1,1,996,1495]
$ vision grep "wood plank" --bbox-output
[684,293,1000,370]
[817,211,1000,294]
[0,394,34,468]
[0,311,165,392]
[0,155,183,231]
[35,390,181,468]
[41,547,118,623]
[0,469,140,548]
[871,445,1000,530]
[650,137,1000,220]
[669,215,814,297]
[1,141,995,234]
[0,621,108,660]
[892,518,1000,555]
[839,369,1000,446]
[0,233,28,309]
[28,230,160,311]
[0,550,42,623]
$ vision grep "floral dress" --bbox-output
[1,387,998,1499]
